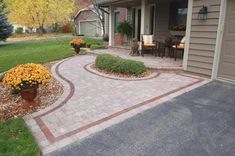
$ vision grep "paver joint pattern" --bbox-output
[24,55,209,155]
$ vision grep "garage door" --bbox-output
[80,21,100,37]
[218,0,235,81]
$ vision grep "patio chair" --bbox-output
[172,36,185,61]
[158,37,173,58]
[140,35,157,57]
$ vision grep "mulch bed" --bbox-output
[0,61,63,122]
[91,64,153,79]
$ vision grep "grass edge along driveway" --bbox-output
[0,118,40,156]
[0,36,103,155]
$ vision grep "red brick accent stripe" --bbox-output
[35,59,75,118]
[33,58,204,144]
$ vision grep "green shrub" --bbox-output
[86,43,91,48]
[116,21,133,38]
[95,54,146,75]
[80,37,103,46]
[15,27,23,34]
[90,44,105,50]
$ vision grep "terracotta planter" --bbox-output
[20,87,38,109]
[73,45,81,54]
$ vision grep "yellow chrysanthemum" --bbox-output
[3,63,52,90]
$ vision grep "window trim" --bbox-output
[114,10,120,33]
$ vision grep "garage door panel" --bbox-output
[220,63,235,79]
[227,20,235,33]
[80,21,98,37]
[231,0,235,10]
[224,41,235,56]
[223,56,235,64]
[218,0,235,81]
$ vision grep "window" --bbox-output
[150,5,155,35]
[169,1,188,31]
[114,11,120,33]
[132,8,136,38]
[176,8,187,26]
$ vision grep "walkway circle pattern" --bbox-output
[84,63,160,81]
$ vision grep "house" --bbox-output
[74,0,127,39]
[74,5,104,37]
[12,23,36,33]
[95,0,235,82]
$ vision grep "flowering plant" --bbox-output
[3,63,52,90]
[70,39,85,47]
[169,25,186,31]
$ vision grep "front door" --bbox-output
[218,0,235,81]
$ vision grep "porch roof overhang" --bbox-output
[95,0,141,7]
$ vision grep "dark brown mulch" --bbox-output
[0,61,63,122]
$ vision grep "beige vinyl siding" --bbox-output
[187,0,221,76]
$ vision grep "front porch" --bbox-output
[106,0,188,45]
[98,0,189,70]
[91,48,183,71]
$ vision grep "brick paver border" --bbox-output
[32,58,204,144]
[84,63,161,81]
[34,59,76,143]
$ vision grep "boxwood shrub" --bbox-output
[95,54,146,75]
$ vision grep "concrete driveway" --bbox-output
[49,81,235,156]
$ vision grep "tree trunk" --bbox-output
[38,25,45,36]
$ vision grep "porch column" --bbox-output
[183,0,193,70]
[140,0,147,39]
[109,6,114,46]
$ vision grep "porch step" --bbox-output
[109,45,131,50]
[148,67,183,74]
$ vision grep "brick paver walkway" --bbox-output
[24,55,210,155]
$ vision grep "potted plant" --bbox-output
[169,25,186,36]
[3,63,52,108]
[116,21,133,45]
[70,38,85,54]
[103,34,109,48]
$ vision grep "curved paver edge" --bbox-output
[84,63,161,81]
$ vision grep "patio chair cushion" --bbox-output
[143,35,154,45]
[144,43,156,46]
[180,36,186,44]
[172,43,184,49]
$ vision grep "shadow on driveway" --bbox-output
[49,81,235,156]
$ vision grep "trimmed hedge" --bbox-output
[95,54,146,75]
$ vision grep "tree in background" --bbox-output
[74,0,91,13]
[90,0,108,36]
[6,0,74,35]
[0,0,13,41]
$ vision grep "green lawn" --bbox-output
[0,36,103,155]
[0,118,40,156]
[0,37,103,72]
[0,38,75,72]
